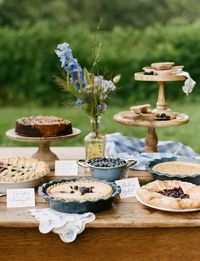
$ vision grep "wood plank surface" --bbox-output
[1,227,200,261]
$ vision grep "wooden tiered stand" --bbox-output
[113,72,189,152]
[6,128,81,169]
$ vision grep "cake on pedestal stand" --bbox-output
[113,73,189,152]
[6,128,81,169]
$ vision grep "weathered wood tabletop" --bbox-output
[1,147,200,261]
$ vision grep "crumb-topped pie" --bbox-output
[137,180,200,210]
[152,161,200,176]
[46,180,113,201]
[0,157,49,183]
[15,115,72,137]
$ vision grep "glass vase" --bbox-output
[84,116,106,159]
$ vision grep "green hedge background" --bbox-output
[0,0,200,107]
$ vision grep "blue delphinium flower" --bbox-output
[76,98,84,105]
[55,43,73,68]
[55,42,86,88]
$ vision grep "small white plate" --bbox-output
[136,192,200,213]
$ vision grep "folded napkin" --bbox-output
[29,208,95,243]
[105,133,200,170]
[177,71,196,95]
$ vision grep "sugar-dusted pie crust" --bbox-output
[151,62,174,70]
[46,180,113,201]
[0,157,49,183]
[137,180,200,209]
[153,161,200,176]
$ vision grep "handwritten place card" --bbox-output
[115,178,140,198]
[7,188,35,208]
[55,160,78,176]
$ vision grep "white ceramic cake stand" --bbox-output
[6,128,81,170]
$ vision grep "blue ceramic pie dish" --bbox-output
[38,178,121,214]
[147,156,200,185]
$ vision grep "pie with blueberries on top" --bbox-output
[137,180,200,209]
[15,115,72,137]
[46,180,113,201]
[0,157,49,183]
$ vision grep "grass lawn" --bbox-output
[0,101,200,153]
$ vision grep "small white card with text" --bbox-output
[55,160,78,176]
[115,178,140,198]
[7,188,35,208]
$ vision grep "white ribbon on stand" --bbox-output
[178,71,196,95]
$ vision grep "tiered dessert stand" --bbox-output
[6,128,81,169]
[113,72,189,152]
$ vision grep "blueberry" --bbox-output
[144,71,154,75]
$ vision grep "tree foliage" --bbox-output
[0,0,200,106]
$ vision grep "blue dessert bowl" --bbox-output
[78,157,137,182]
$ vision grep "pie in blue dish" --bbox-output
[147,157,200,185]
[38,178,121,213]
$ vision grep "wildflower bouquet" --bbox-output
[55,42,119,137]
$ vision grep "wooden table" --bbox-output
[1,147,200,261]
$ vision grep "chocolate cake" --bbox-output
[15,115,72,137]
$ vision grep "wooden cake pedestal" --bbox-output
[6,128,81,170]
[113,72,189,152]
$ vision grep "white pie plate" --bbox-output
[0,176,46,194]
[135,192,200,213]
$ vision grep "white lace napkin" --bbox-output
[177,71,196,95]
[29,208,95,243]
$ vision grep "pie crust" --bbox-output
[46,180,113,201]
[15,115,72,137]
[0,157,49,183]
[151,62,174,70]
[137,180,200,209]
[153,161,200,176]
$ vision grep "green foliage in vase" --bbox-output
[55,42,120,119]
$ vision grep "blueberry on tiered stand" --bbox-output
[113,69,189,152]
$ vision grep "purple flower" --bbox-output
[101,80,116,92]
[98,103,107,112]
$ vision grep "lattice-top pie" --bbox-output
[0,157,49,183]
[137,180,200,210]
[46,180,113,201]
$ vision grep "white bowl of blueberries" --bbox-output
[84,157,137,182]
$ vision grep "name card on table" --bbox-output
[55,160,78,176]
[115,178,140,198]
[7,188,35,208]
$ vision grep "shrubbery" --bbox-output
[0,21,200,106]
